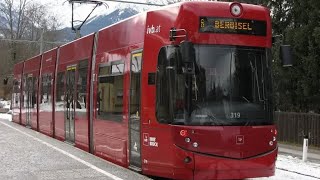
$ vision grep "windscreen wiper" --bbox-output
[250,59,264,103]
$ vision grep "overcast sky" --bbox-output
[35,0,163,28]
[36,0,121,28]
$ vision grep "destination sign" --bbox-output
[199,17,267,36]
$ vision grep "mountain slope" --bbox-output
[57,4,155,41]
[58,7,140,41]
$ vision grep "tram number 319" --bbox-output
[230,112,241,119]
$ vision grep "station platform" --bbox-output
[1,116,319,180]
[0,118,150,180]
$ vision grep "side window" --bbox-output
[75,60,88,117]
[23,76,27,108]
[97,61,124,121]
[12,79,21,109]
[25,76,37,109]
[130,52,142,117]
[40,74,52,111]
[56,72,65,111]
[156,47,170,123]
[32,77,37,108]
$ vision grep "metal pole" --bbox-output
[40,29,44,54]
[75,29,81,39]
[303,135,308,162]
[89,32,99,153]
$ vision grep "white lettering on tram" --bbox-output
[146,25,161,34]
[143,133,159,147]
[149,137,158,147]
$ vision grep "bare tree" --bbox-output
[0,0,61,63]
[0,0,61,98]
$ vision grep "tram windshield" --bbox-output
[156,45,273,126]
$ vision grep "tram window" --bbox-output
[23,76,26,108]
[12,79,21,108]
[75,60,88,117]
[56,72,65,112]
[97,61,124,121]
[40,74,52,111]
[32,77,37,108]
[130,52,142,118]
[156,47,170,123]
[24,76,37,109]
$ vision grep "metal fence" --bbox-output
[275,112,320,148]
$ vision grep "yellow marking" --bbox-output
[132,52,142,58]
[230,22,234,29]
[215,21,219,28]
[67,66,76,71]
[213,20,253,31]
[200,19,205,28]
[225,22,230,29]
[248,23,252,30]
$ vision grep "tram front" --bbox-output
[155,2,278,179]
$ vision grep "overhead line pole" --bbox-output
[68,0,165,39]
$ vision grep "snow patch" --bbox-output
[0,114,12,122]
[250,155,320,180]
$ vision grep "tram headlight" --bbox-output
[230,3,243,17]
[193,142,199,148]
[273,136,276,142]
[184,156,192,163]
[185,137,191,143]
[269,141,273,146]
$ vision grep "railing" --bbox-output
[275,112,320,148]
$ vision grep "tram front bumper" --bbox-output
[193,148,277,180]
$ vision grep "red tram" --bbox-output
[11,2,278,179]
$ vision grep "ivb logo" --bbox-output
[146,25,161,34]
[236,135,244,145]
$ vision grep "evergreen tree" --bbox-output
[223,0,320,113]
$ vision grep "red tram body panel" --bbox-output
[12,62,24,124]
[12,2,277,179]
[21,55,41,130]
[93,12,146,167]
[38,48,58,137]
[55,34,95,151]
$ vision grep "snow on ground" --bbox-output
[0,101,10,109]
[0,113,12,121]
[250,155,320,180]
[0,100,12,121]
[276,155,320,178]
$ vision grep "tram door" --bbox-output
[65,66,76,143]
[25,76,35,127]
[129,51,142,169]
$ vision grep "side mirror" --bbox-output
[165,46,178,121]
[180,41,195,74]
[180,41,195,63]
[280,45,293,67]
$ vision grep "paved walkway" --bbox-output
[0,118,150,180]
[278,143,320,162]
[1,116,318,180]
